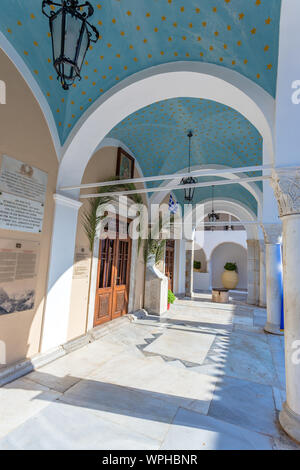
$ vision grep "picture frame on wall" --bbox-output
[116,147,135,180]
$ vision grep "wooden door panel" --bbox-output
[94,233,132,327]
[94,290,112,324]
[94,239,116,326]
[112,289,127,318]
[111,239,131,319]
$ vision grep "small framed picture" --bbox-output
[116,147,135,180]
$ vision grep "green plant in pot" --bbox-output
[167,289,176,310]
[193,260,202,272]
[222,262,239,290]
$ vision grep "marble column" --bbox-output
[185,239,194,298]
[262,224,283,335]
[247,240,260,305]
[258,239,267,308]
[271,169,300,443]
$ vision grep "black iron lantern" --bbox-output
[42,0,99,90]
[180,131,197,202]
[208,185,220,230]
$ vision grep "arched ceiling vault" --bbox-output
[0,0,281,143]
[108,97,262,214]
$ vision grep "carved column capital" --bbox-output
[271,169,300,217]
[261,223,282,245]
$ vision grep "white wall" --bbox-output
[211,242,248,290]
[193,230,248,291]
[194,230,247,260]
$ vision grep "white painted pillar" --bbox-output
[262,224,283,335]
[177,239,186,295]
[258,239,267,308]
[207,259,212,291]
[185,239,194,298]
[271,170,300,442]
[247,240,259,305]
[40,194,82,352]
[271,0,300,442]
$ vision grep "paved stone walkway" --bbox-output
[0,298,298,450]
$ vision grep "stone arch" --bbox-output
[57,62,275,192]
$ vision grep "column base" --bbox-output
[184,294,194,300]
[279,402,300,444]
[264,321,284,336]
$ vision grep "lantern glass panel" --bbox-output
[77,26,89,71]
[64,13,82,63]
[52,12,63,61]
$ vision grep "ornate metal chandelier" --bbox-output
[42,0,99,90]
[180,131,198,202]
[208,185,220,228]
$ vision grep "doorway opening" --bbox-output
[94,223,132,326]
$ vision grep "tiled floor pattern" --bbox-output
[0,297,298,450]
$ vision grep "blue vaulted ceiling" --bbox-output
[0,0,281,143]
[108,97,262,214]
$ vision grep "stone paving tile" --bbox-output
[0,401,161,450]
[59,379,179,444]
[0,378,61,439]
[86,351,217,415]
[208,375,280,437]
[222,330,279,387]
[143,328,216,365]
[160,407,274,450]
[26,335,129,393]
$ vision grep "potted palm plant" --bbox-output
[167,289,176,310]
[193,260,201,273]
[222,262,239,289]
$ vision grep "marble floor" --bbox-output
[0,298,298,450]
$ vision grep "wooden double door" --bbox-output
[94,236,132,326]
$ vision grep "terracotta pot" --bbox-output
[193,268,201,273]
[221,270,239,289]
[167,303,170,310]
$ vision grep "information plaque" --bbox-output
[0,238,40,315]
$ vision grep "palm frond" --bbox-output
[82,179,144,252]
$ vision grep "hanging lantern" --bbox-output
[42,0,99,90]
[180,131,198,202]
[208,185,220,230]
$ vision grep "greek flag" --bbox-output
[168,194,178,214]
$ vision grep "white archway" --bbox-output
[57,62,275,191]
[185,198,259,240]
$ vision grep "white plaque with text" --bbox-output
[0,238,39,315]
[0,192,44,233]
[0,155,47,203]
